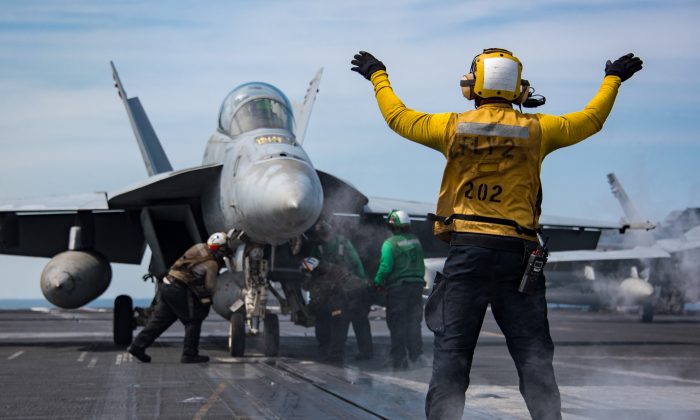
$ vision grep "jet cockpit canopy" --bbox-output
[218,82,294,137]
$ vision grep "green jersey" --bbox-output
[374,233,425,288]
[310,234,366,278]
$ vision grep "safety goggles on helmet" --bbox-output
[207,232,229,252]
[388,209,411,227]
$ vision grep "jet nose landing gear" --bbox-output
[226,310,279,357]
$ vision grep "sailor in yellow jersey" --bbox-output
[351,49,642,420]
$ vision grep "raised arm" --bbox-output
[539,53,643,158]
[352,51,453,155]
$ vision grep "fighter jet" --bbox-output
[605,173,700,317]
[541,173,700,322]
[0,63,331,356]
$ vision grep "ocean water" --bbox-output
[0,298,153,309]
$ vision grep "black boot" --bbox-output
[181,354,210,363]
[127,345,151,363]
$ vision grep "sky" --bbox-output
[1,0,699,299]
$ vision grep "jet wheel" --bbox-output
[263,312,280,357]
[113,295,134,345]
[229,312,246,357]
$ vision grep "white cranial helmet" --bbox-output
[207,232,229,252]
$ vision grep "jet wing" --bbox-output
[538,215,625,230]
[419,245,672,292]
[548,246,671,264]
[0,164,223,264]
[0,198,145,263]
[363,196,435,219]
[0,192,109,212]
[108,164,222,208]
[362,197,634,252]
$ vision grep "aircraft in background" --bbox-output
[0,63,640,354]
[543,173,700,322]
[605,173,700,316]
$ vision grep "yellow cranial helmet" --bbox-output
[460,48,530,104]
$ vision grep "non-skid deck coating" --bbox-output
[0,307,699,419]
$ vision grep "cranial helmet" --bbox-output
[207,232,229,252]
[314,220,332,238]
[460,48,531,105]
[388,210,411,228]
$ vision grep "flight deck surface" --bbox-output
[1,307,699,419]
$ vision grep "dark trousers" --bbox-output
[386,282,424,365]
[344,288,374,357]
[425,244,561,420]
[312,301,346,361]
[313,290,373,361]
[132,282,210,356]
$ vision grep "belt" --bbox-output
[450,232,537,254]
[428,212,538,237]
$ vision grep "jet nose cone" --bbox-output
[237,158,323,244]
[271,177,321,220]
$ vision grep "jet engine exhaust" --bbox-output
[618,276,654,304]
[40,250,112,309]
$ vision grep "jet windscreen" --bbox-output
[218,83,294,137]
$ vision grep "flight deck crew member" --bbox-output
[301,256,370,362]
[374,210,425,369]
[351,49,642,419]
[127,232,230,364]
[309,221,373,361]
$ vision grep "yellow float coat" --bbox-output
[370,70,621,241]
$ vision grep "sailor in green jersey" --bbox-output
[374,210,425,369]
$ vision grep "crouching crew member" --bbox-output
[128,232,230,363]
[374,210,425,369]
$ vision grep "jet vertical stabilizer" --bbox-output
[292,68,323,144]
[111,61,173,176]
[607,173,655,246]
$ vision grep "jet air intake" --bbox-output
[40,250,112,309]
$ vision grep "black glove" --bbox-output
[351,51,386,80]
[605,53,643,82]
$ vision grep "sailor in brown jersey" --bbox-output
[128,232,230,363]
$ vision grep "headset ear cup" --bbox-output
[461,73,475,100]
[517,80,531,105]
